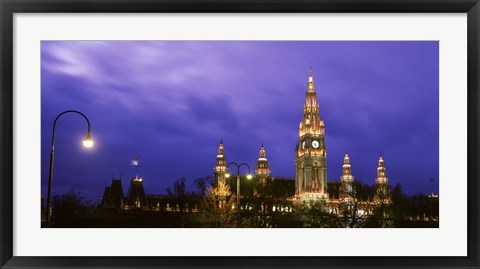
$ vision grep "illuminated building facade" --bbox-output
[374,155,391,204]
[340,153,354,203]
[255,144,271,186]
[97,67,436,226]
[209,68,394,212]
[213,140,227,186]
[295,67,328,201]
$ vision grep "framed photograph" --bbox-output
[1,0,479,268]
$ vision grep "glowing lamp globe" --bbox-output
[82,133,94,148]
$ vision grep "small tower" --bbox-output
[255,143,271,186]
[102,178,125,210]
[340,152,354,203]
[214,140,227,186]
[124,158,148,210]
[124,176,149,210]
[374,155,391,204]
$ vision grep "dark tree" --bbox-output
[166,177,195,213]
[51,189,92,227]
[390,183,409,222]
[193,175,214,197]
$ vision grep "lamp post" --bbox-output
[45,110,93,227]
[225,162,252,227]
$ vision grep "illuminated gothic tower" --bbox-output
[340,153,354,202]
[214,140,227,186]
[255,143,271,186]
[295,67,327,199]
[374,155,391,203]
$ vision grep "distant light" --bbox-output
[246,174,253,180]
[225,173,230,178]
[82,133,94,148]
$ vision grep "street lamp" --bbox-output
[45,110,93,227]
[225,162,252,227]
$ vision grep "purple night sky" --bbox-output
[41,41,439,201]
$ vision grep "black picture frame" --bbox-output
[1,0,479,268]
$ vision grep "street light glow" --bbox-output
[46,109,93,227]
[225,173,230,178]
[82,133,94,148]
[247,174,253,180]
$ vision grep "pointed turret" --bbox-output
[214,140,227,186]
[376,155,387,182]
[374,154,391,204]
[342,152,351,175]
[308,66,314,86]
[255,143,271,177]
[340,152,354,202]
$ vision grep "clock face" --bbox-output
[312,140,320,148]
[302,141,306,149]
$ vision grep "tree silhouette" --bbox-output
[51,189,92,227]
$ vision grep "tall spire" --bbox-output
[218,140,224,155]
[295,67,328,200]
[307,66,315,91]
[298,66,323,138]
